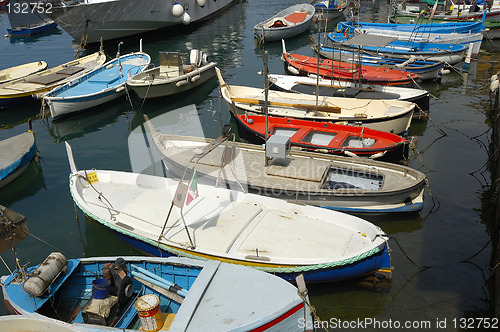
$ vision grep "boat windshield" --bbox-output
[322,166,383,190]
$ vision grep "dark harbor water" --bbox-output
[0,0,499,330]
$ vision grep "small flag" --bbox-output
[186,171,199,206]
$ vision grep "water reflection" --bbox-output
[0,160,45,206]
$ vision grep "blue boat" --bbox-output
[337,17,485,34]
[328,32,468,64]
[316,43,445,80]
[7,20,58,37]
[1,254,314,331]
[44,46,150,120]
[0,130,37,189]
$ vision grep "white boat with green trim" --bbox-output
[66,142,391,283]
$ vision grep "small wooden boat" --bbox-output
[2,253,314,331]
[254,3,315,42]
[313,0,346,21]
[66,142,392,282]
[338,21,484,55]
[144,118,426,213]
[269,73,430,115]
[126,50,216,99]
[327,32,468,64]
[283,43,420,87]
[0,61,48,84]
[44,49,150,120]
[0,130,37,189]
[234,114,409,160]
[0,315,85,332]
[315,42,445,80]
[216,67,415,135]
[0,51,106,109]
[7,20,58,37]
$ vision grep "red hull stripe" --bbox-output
[249,302,305,332]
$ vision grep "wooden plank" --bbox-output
[232,97,341,113]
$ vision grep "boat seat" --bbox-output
[88,75,122,86]
[25,73,69,85]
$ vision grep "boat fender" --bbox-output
[439,69,450,75]
[287,65,300,75]
[344,150,358,157]
[116,86,125,92]
[106,64,114,69]
[182,12,191,25]
[491,74,498,83]
[172,3,184,17]
[196,0,206,7]
[176,80,189,87]
[247,118,253,124]
[202,53,208,66]
[490,79,499,93]
[22,252,68,297]
[369,151,387,159]
[191,75,200,82]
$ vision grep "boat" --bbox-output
[0,61,48,84]
[1,253,314,331]
[282,41,420,87]
[233,114,409,160]
[144,117,426,213]
[0,51,106,109]
[217,67,415,134]
[313,0,346,21]
[338,21,484,55]
[314,42,445,80]
[0,315,86,332]
[126,50,216,99]
[44,0,238,44]
[66,142,392,282]
[253,3,315,42]
[327,32,468,64]
[269,73,430,116]
[7,19,58,37]
[44,46,150,120]
[0,130,38,189]
[396,1,500,22]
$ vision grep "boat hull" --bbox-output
[0,132,37,189]
[127,62,217,99]
[46,0,238,43]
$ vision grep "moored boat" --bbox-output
[0,61,47,84]
[253,3,315,42]
[313,0,346,21]
[217,67,415,135]
[268,73,430,115]
[44,0,239,43]
[66,141,392,281]
[44,47,150,120]
[234,114,409,160]
[126,50,216,99]
[7,19,58,37]
[2,253,314,331]
[144,117,426,213]
[0,130,38,189]
[0,51,106,109]
[282,42,420,87]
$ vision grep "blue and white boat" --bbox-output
[328,32,468,64]
[1,254,314,331]
[0,130,37,189]
[44,45,150,120]
[7,20,58,37]
[316,43,445,80]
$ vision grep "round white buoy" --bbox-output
[182,12,191,25]
[172,3,184,17]
[490,79,499,92]
[248,118,253,124]
[491,74,498,83]
[197,0,206,7]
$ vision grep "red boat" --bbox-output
[282,51,420,87]
[236,114,409,160]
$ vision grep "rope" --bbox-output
[75,20,90,59]
[297,286,329,332]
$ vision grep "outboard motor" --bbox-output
[103,258,134,307]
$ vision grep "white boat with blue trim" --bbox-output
[44,46,150,120]
[0,130,38,189]
[66,141,392,283]
[1,253,314,331]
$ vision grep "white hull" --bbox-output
[47,89,124,120]
[46,0,238,43]
[354,29,483,55]
[128,62,216,99]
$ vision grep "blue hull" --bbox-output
[8,22,58,37]
[112,228,392,283]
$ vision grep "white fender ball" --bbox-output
[182,12,191,25]
[172,3,184,17]
[197,0,206,7]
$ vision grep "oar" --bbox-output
[231,97,341,114]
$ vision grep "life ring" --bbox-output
[336,22,341,33]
